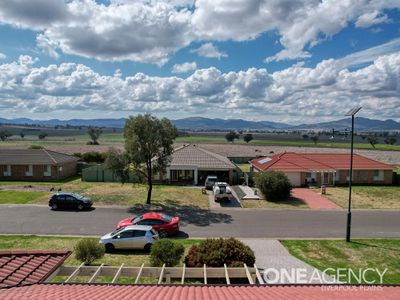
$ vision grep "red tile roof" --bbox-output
[0,250,71,289]
[0,283,399,300]
[250,153,393,172]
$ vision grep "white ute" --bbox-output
[213,182,232,202]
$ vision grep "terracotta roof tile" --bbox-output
[0,250,71,289]
[0,283,399,300]
[250,153,393,172]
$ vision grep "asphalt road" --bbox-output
[1,205,400,238]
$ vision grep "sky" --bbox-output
[0,0,399,124]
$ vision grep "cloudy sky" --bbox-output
[0,0,399,124]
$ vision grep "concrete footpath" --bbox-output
[240,239,336,284]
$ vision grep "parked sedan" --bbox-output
[116,212,180,237]
[99,225,158,252]
[49,192,93,211]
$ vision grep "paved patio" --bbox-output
[292,188,340,209]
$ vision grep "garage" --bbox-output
[284,172,301,187]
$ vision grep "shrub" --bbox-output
[29,145,44,149]
[81,151,107,163]
[184,238,255,267]
[74,239,105,265]
[254,170,292,201]
[150,239,185,267]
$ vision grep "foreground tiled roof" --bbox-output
[0,283,399,300]
[250,152,393,172]
[0,149,78,165]
[170,145,235,170]
[0,250,71,288]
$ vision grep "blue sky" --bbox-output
[0,1,399,123]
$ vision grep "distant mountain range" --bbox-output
[1,116,399,131]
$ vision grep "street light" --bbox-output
[345,106,362,242]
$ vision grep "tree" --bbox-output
[302,134,309,140]
[20,132,25,139]
[38,132,48,140]
[367,135,378,148]
[225,131,239,143]
[310,135,319,144]
[243,133,253,143]
[87,127,102,145]
[384,136,397,145]
[105,148,131,184]
[0,130,12,141]
[107,114,177,205]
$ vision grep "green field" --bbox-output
[0,180,209,209]
[0,190,48,204]
[176,136,400,150]
[318,186,400,209]
[282,239,400,284]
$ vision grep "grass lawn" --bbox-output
[0,234,199,267]
[0,190,48,204]
[317,186,400,209]
[241,197,308,209]
[0,179,209,209]
[282,239,400,284]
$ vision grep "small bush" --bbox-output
[254,170,292,201]
[87,141,100,145]
[81,151,107,163]
[29,145,44,149]
[184,238,255,267]
[150,239,185,267]
[74,239,105,265]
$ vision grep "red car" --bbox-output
[116,213,180,237]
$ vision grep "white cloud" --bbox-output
[355,11,390,28]
[0,52,6,60]
[172,62,197,73]
[1,51,400,122]
[191,43,227,59]
[1,1,399,64]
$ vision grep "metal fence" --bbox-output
[82,164,140,183]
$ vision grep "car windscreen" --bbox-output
[133,215,144,223]
[161,214,173,222]
[219,185,227,194]
[111,227,125,236]
[72,193,85,200]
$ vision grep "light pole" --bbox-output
[345,106,362,242]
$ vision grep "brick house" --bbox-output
[154,144,236,185]
[0,149,78,181]
[250,152,393,187]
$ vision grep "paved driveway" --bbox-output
[292,188,340,209]
[1,205,400,238]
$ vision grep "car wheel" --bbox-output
[159,231,168,238]
[51,203,58,210]
[144,243,152,252]
[105,243,115,253]
[77,204,84,211]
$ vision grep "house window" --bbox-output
[373,170,384,181]
[25,165,33,176]
[3,165,11,176]
[44,165,52,177]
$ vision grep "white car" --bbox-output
[99,225,158,252]
[213,182,232,202]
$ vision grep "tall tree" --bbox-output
[225,131,239,143]
[367,135,378,148]
[243,133,253,143]
[108,114,177,205]
[20,132,25,139]
[0,130,12,141]
[310,135,319,144]
[87,127,102,145]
